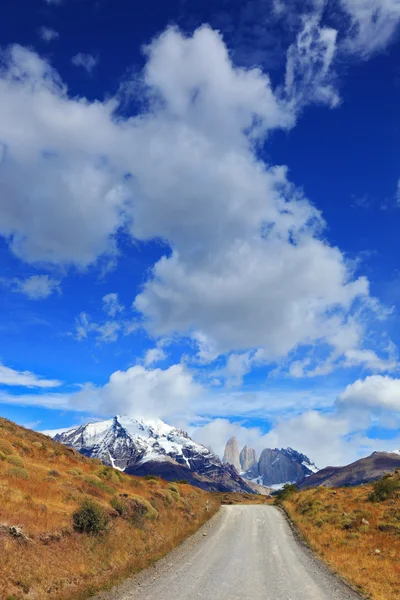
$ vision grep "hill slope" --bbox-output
[0,417,219,600]
[298,451,400,488]
[280,472,400,600]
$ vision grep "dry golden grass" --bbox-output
[212,491,273,505]
[282,479,400,600]
[0,417,220,600]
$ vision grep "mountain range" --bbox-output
[223,436,318,486]
[50,416,256,494]
[298,450,400,488]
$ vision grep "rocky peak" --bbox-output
[258,447,317,486]
[223,436,241,472]
[239,445,258,476]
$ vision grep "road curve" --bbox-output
[94,505,363,600]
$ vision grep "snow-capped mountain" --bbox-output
[51,416,255,493]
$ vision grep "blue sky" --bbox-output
[1,0,400,466]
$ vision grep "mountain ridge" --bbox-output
[298,450,400,488]
[51,416,256,494]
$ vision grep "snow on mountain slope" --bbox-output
[51,416,255,493]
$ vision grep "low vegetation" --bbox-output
[0,417,219,600]
[281,472,400,600]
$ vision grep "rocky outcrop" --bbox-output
[239,445,258,477]
[52,416,255,494]
[257,448,317,486]
[223,436,241,472]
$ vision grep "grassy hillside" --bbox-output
[0,417,219,600]
[280,474,400,600]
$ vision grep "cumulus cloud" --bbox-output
[38,27,59,42]
[4,274,61,300]
[71,53,98,73]
[0,363,61,388]
[0,25,390,375]
[338,375,400,412]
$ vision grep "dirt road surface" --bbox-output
[94,505,363,600]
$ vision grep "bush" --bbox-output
[144,475,159,481]
[8,466,29,480]
[48,469,61,478]
[7,455,24,467]
[368,475,400,502]
[0,439,14,455]
[32,441,43,450]
[167,483,180,494]
[67,469,81,477]
[0,450,6,461]
[95,466,121,484]
[72,499,109,535]
[84,474,102,485]
[274,484,298,503]
[174,479,189,485]
[110,496,125,515]
[111,494,158,526]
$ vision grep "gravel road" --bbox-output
[94,505,363,600]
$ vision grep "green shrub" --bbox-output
[7,455,24,467]
[167,483,179,493]
[0,439,14,455]
[174,479,189,485]
[0,450,6,461]
[67,469,81,477]
[144,475,159,481]
[368,475,400,502]
[72,499,109,535]
[48,469,61,478]
[274,484,298,504]
[111,494,158,526]
[32,441,43,450]
[84,474,102,485]
[110,496,125,515]
[95,466,121,484]
[8,466,29,480]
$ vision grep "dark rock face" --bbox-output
[257,448,317,486]
[223,436,241,472]
[53,416,255,494]
[298,451,400,489]
[239,446,258,477]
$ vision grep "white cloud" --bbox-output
[0,45,129,267]
[340,0,400,56]
[0,26,390,377]
[144,347,167,367]
[0,362,200,421]
[6,274,61,300]
[74,312,122,343]
[102,292,124,317]
[0,363,61,388]
[38,27,59,42]
[338,375,400,412]
[285,14,339,109]
[71,53,98,73]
